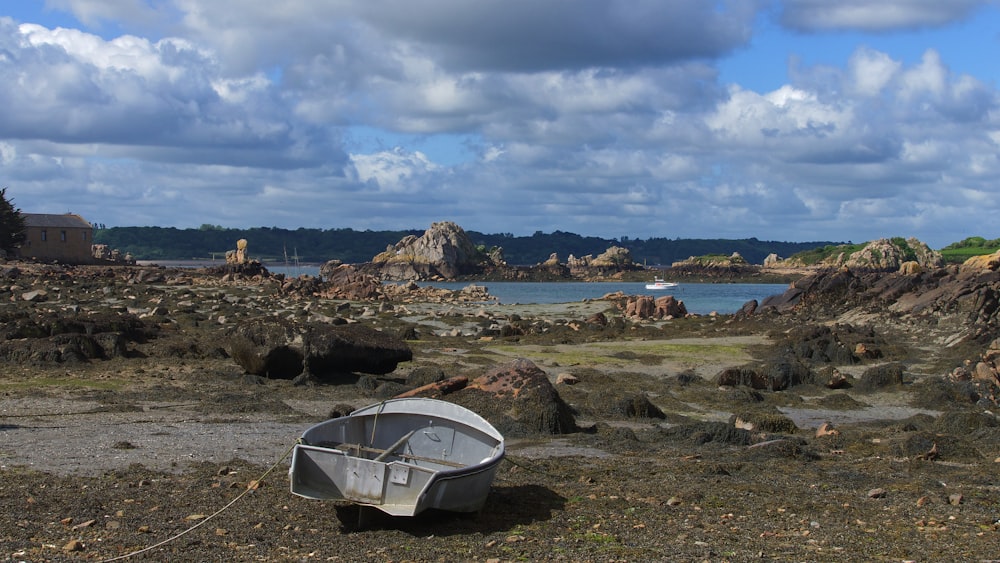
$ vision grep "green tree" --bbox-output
[0,187,27,257]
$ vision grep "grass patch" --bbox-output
[940,236,1000,264]
[578,531,620,544]
[940,246,1000,263]
[787,243,867,265]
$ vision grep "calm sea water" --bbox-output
[413,281,788,314]
[185,263,788,315]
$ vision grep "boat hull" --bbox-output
[645,277,678,290]
[289,398,505,517]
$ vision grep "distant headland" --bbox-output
[93,222,841,266]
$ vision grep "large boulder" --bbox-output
[587,391,666,419]
[227,318,412,379]
[655,295,687,318]
[856,362,906,391]
[715,358,813,391]
[590,246,635,268]
[452,358,577,437]
[368,221,483,280]
[319,262,385,300]
[759,286,804,312]
[779,323,884,366]
[624,295,656,319]
[618,294,688,319]
[961,250,1000,273]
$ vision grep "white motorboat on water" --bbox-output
[645,277,678,290]
[289,398,505,517]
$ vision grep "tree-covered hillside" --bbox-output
[92,225,841,266]
[93,225,421,264]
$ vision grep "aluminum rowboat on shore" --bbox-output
[289,398,505,517]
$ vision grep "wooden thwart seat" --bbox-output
[322,437,466,468]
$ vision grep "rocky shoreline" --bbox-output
[2,258,1000,561]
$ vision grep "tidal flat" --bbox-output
[1,263,998,562]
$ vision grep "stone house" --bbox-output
[20,213,94,263]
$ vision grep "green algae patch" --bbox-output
[486,338,758,370]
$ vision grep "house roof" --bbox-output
[22,213,92,229]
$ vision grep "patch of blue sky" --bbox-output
[10,0,165,40]
[716,13,791,93]
[718,7,1000,93]
[266,66,284,86]
[7,1,83,29]
[345,126,479,167]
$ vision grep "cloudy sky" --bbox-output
[2,1,998,247]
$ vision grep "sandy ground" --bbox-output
[1,334,773,477]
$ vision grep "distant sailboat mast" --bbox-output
[283,244,301,276]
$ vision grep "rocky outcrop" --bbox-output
[779,238,943,272]
[715,322,893,392]
[367,221,485,281]
[534,253,570,277]
[91,244,135,265]
[673,252,750,268]
[315,262,499,303]
[604,293,688,319]
[627,295,687,319]
[227,318,412,380]
[950,339,1000,386]
[750,258,1000,404]
[361,223,648,282]
[960,249,1000,272]
[835,238,943,271]
[591,246,634,267]
[380,281,496,304]
[945,338,1000,405]
[669,252,762,279]
[319,262,385,300]
[758,263,1000,340]
[202,260,269,279]
[0,311,148,364]
[567,246,640,276]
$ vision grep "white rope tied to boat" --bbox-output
[98,438,301,562]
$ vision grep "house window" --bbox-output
[41,230,47,241]
[82,231,87,241]
[60,230,67,242]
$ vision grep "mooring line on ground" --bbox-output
[99,439,300,562]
